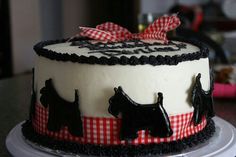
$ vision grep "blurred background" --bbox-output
[1,0,236,82]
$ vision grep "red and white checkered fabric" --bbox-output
[32,104,206,145]
[79,14,180,43]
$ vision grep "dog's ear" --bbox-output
[196,73,201,82]
[45,79,52,87]
[157,92,163,98]
[114,87,118,93]
[118,86,123,92]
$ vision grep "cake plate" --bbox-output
[6,117,236,157]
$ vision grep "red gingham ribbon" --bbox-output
[32,104,206,145]
[79,14,181,43]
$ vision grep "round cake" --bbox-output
[22,37,215,156]
[22,15,215,156]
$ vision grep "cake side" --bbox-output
[35,56,210,116]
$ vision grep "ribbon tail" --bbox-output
[141,31,168,43]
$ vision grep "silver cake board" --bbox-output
[6,117,236,157]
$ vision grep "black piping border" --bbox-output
[33,38,209,66]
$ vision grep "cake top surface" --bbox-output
[44,40,198,58]
[34,38,208,66]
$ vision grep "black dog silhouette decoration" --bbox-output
[40,79,83,137]
[191,73,214,126]
[108,86,173,140]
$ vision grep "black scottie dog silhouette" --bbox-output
[192,73,215,125]
[108,86,173,140]
[40,79,83,137]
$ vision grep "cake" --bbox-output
[22,15,215,156]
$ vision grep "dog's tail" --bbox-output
[157,92,163,106]
[75,90,79,105]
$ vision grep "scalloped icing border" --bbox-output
[33,37,209,66]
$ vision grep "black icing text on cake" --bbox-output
[71,40,187,57]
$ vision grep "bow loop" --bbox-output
[79,26,117,42]
[143,14,180,42]
[96,22,133,41]
[96,22,131,34]
[144,14,180,33]
[78,14,180,43]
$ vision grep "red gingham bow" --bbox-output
[79,14,181,43]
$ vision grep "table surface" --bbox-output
[0,74,235,157]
